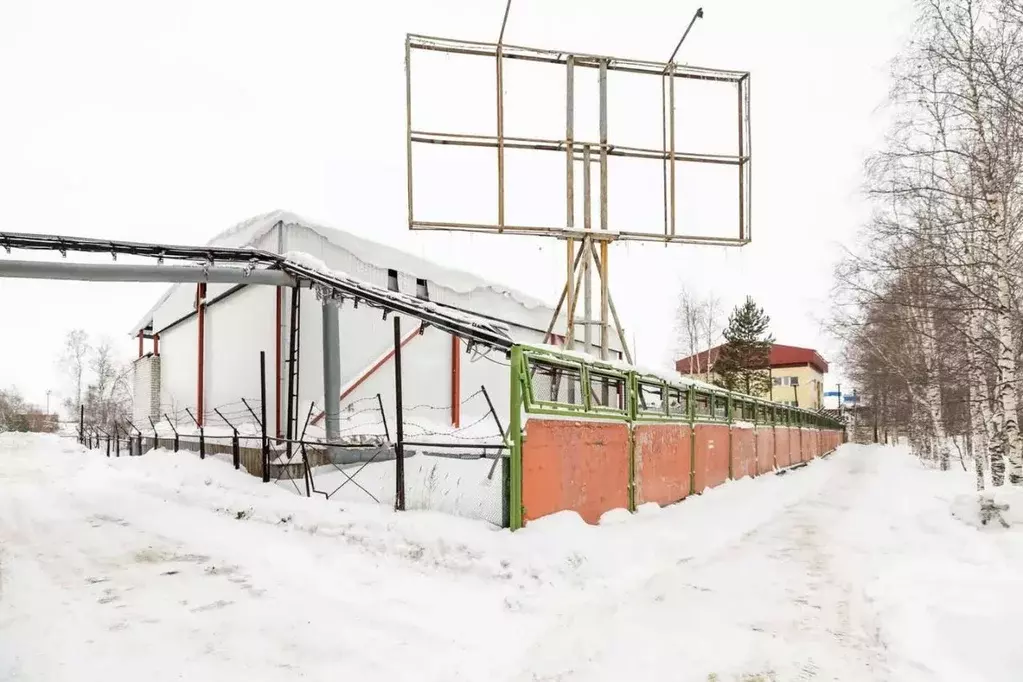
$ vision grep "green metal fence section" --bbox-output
[508,344,844,529]
[513,344,843,428]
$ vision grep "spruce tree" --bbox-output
[714,297,775,396]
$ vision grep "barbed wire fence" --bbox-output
[75,382,511,527]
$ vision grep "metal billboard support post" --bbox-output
[565,54,576,350]
[582,144,593,356]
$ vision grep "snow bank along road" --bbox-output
[3,434,1023,681]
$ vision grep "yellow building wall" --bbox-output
[683,364,826,410]
[767,365,825,409]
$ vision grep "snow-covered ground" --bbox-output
[3,434,1023,681]
[294,454,505,526]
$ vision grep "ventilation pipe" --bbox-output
[322,298,341,460]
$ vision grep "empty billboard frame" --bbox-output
[404,32,751,246]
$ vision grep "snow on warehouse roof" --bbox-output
[213,210,552,308]
[132,210,566,337]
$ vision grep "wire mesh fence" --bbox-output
[529,362,585,406]
[75,387,511,527]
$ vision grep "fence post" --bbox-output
[299,404,314,499]
[393,316,405,511]
[508,345,523,530]
[482,384,506,482]
[186,408,204,459]
[164,413,179,452]
[114,423,120,457]
[214,407,241,471]
[260,351,270,483]
[106,434,111,458]
[79,405,84,445]
[301,442,312,498]
[124,421,142,456]
[376,393,390,443]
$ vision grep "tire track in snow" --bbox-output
[513,450,890,682]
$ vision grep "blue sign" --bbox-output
[843,394,859,403]
[824,391,841,398]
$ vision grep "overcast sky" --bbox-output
[0,0,914,410]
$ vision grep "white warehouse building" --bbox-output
[131,210,622,446]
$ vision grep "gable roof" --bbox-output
[132,210,559,335]
[675,343,829,375]
[216,210,553,307]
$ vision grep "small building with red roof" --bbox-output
[675,343,829,409]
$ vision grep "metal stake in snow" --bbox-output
[393,315,406,512]
[260,351,270,483]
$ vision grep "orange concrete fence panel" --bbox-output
[634,423,692,508]
[756,426,775,474]
[693,423,730,493]
[730,426,757,481]
[775,427,791,468]
[521,418,631,525]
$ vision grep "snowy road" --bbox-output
[3,433,1023,681]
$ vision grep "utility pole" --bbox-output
[45,389,52,416]
[837,382,842,418]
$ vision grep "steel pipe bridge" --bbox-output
[0,230,513,352]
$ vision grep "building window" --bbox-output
[773,376,800,387]
[416,278,429,300]
[387,268,399,292]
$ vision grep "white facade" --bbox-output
[133,211,621,439]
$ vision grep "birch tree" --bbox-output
[58,329,91,415]
[834,0,1023,486]
[673,287,723,382]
